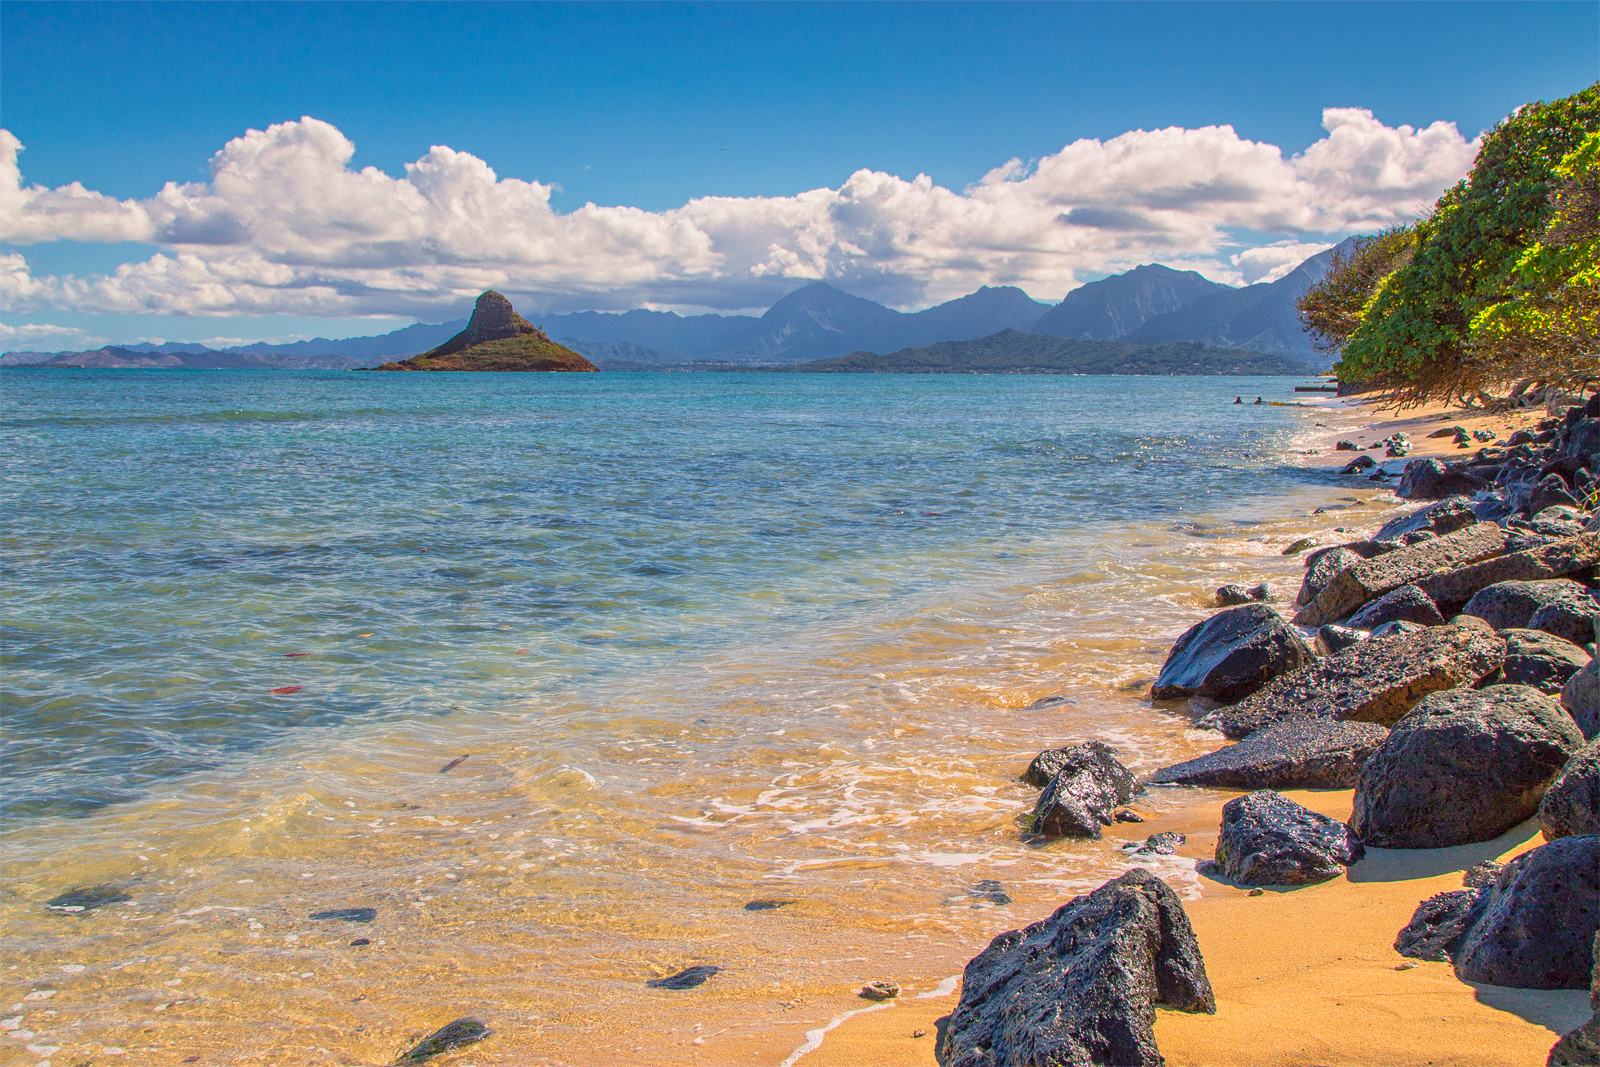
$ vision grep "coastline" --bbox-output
[788,391,1577,1067]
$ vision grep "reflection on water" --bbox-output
[0,370,1398,1063]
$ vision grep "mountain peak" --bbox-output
[371,291,596,372]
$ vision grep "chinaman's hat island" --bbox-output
[365,292,599,373]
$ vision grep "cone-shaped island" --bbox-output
[370,291,598,372]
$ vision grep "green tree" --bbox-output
[1305,83,1600,404]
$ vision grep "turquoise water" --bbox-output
[2,370,1330,819]
[0,369,1376,1064]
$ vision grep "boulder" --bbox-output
[1567,660,1600,740]
[1351,685,1584,849]
[1315,624,1364,656]
[1548,1014,1600,1067]
[1022,742,1136,792]
[1540,738,1600,839]
[1218,620,1507,739]
[1148,719,1388,791]
[1455,835,1600,989]
[1500,629,1593,694]
[1372,498,1479,543]
[1298,547,1365,608]
[1475,496,1516,523]
[1213,581,1272,607]
[1295,523,1509,628]
[1346,584,1446,630]
[1530,595,1600,648]
[941,869,1214,1067]
[1417,533,1600,617]
[1028,746,1138,838]
[1463,578,1599,630]
[1532,473,1584,513]
[1395,889,1483,962]
[1568,417,1600,459]
[1372,619,1428,639]
[1213,790,1364,885]
[1397,458,1487,501]
[1152,605,1314,704]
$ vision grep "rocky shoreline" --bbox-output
[937,390,1600,1067]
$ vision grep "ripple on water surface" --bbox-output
[0,369,1397,1062]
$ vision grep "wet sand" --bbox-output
[793,392,1581,1067]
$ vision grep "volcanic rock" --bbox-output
[1213,790,1363,885]
[1395,889,1483,962]
[1455,835,1600,990]
[1372,498,1479,543]
[1295,523,1508,628]
[1351,685,1583,849]
[1148,718,1388,790]
[1346,583,1446,630]
[1416,533,1600,617]
[1152,604,1314,704]
[1397,458,1488,501]
[1567,660,1600,740]
[1217,619,1506,739]
[1499,629,1593,694]
[1029,746,1138,838]
[941,869,1213,1067]
[1463,579,1600,631]
[1540,738,1600,839]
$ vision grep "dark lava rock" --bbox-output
[1298,547,1365,608]
[1214,583,1255,607]
[1341,455,1377,474]
[310,907,376,923]
[1029,746,1139,839]
[1347,583,1446,630]
[1214,790,1363,886]
[1131,832,1187,856]
[1152,604,1314,704]
[1548,1014,1600,1067]
[1541,738,1600,839]
[1296,522,1508,628]
[1351,685,1584,849]
[1464,579,1599,632]
[1455,835,1600,989]
[45,884,132,913]
[648,965,721,989]
[1337,440,1360,450]
[744,899,795,911]
[1475,496,1516,523]
[1282,539,1316,556]
[1022,741,1135,791]
[1418,534,1600,618]
[1398,458,1486,501]
[350,937,371,946]
[1500,629,1593,694]
[1115,810,1147,823]
[1149,718,1389,791]
[1464,860,1506,888]
[1395,889,1482,962]
[970,880,1013,906]
[1371,619,1428,639]
[1532,473,1583,514]
[1218,620,1506,739]
[1373,498,1479,543]
[941,869,1214,1067]
[398,1018,491,1063]
[1531,595,1600,648]
[1567,660,1600,740]
[1315,624,1365,656]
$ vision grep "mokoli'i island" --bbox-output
[2,3,1598,1065]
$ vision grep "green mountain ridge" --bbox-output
[786,329,1325,375]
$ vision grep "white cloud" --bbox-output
[0,318,92,350]
[1231,241,1337,285]
[0,110,1479,318]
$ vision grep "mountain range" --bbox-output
[3,243,1343,371]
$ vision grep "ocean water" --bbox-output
[0,369,1396,1064]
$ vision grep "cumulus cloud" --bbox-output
[0,109,1479,318]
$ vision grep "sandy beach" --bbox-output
[784,391,1586,1067]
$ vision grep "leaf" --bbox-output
[269,685,304,695]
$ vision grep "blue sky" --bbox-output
[2,0,1597,348]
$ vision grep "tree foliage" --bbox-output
[1300,83,1600,405]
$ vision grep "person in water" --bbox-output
[1235,396,1242,404]
[1254,396,1264,404]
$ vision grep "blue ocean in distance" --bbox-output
[1,368,1332,819]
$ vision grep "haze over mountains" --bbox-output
[4,244,1341,371]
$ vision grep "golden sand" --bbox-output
[786,394,1588,1067]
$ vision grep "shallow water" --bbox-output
[0,370,1405,1064]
